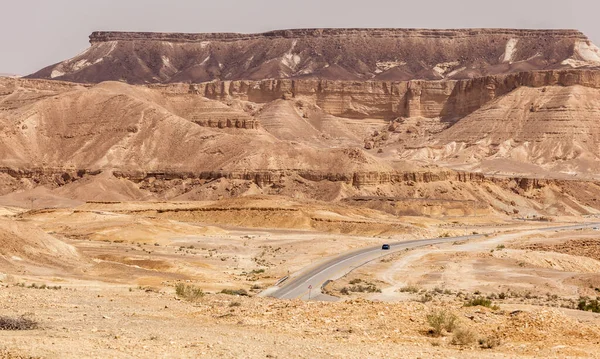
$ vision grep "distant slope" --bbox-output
[399,85,600,175]
[27,28,600,84]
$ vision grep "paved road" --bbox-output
[265,222,600,301]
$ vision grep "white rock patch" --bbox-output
[502,38,519,63]
[50,68,66,78]
[200,55,211,66]
[561,41,600,68]
[161,56,177,71]
[281,53,301,70]
[281,40,301,70]
[104,41,118,57]
[375,61,406,73]
[433,61,460,78]
[574,41,600,63]
[71,59,90,72]
[562,58,592,68]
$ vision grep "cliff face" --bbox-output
[27,29,600,84]
[149,69,600,121]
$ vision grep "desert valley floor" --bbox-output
[2,27,600,358]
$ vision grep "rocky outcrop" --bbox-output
[27,29,600,84]
[0,167,586,193]
[87,29,589,43]
[0,167,101,187]
[110,169,486,188]
[194,118,258,130]
[152,69,600,121]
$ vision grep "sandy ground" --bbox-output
[327,227,600,312]
[0,201,599,358]
[1,286,599,359]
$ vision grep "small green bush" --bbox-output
[465,296,498,310]
[577,297,600,313]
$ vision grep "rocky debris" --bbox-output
[1,286,598,358]
[194,118,258,130]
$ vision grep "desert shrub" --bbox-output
[22,283,61,290]
[465,296,498,309]
[426,310,458,337]
[577,297,600,313]
[399,285,420,294]
[0,316,38,331]
[419,294,433,303]
[348,284,381,293]
[479,335,502,349]
[229,301,242,307]
[175,283,204,301]
[221,288,249,296]
[444,313,458,333]
[451,327,476,346]
[341,280,381,294]
[496,244,506,250]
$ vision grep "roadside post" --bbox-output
[308,284,312,300]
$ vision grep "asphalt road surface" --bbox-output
[266,223,600,301]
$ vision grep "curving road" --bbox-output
[265,223,600,301]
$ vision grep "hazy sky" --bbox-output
[2,0,599,75]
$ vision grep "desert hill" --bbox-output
[0,218,81,271]
[4,29,600,208]
[5,71,600,197]
[0,79,387,174]
[395,84,600,176]
[27,29,600,84]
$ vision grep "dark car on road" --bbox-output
[382,244,391,250]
